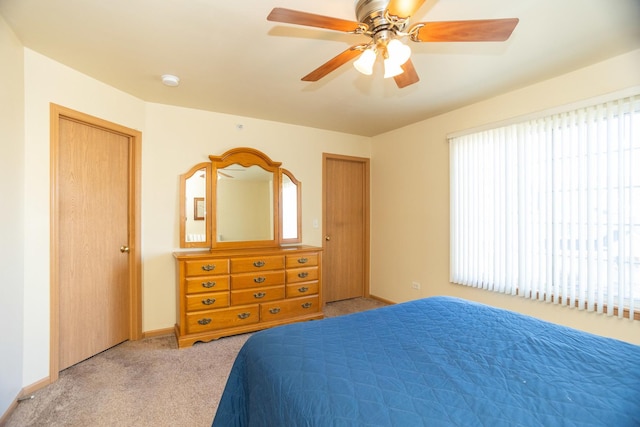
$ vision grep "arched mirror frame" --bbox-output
[280,168,302,245]
[210,147,282,249]
[179,148,303,248]
[179,162,212,248]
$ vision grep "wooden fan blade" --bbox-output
[394,59,420,88]
[301,48,362,82]
[386,0,426,18]
[411,18,519,42]
[267,7,362,32]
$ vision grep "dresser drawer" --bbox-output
[230,255,284,273]
[185,276,230,294]
[231,285,285,306]
[186,292,229,312]
[286,266,318,284]
[260,296,320,320]
[186,306,259,334]
[231,270,285,289]
[285,253,319,268]
[286,282,319,298]
[185,259,229,277]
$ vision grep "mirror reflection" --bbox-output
[184,167,207,243]
[216,164,274,242]
[281,172,299,241]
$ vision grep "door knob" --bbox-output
[120,246,130,253]
[325,235,331,241]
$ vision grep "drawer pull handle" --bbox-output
[254,292,266,299]
[237,312,251,320]
[298,272,309,279]
[197,318,212,325]
[201,281,216,288]
[202,298,216,305]
[269,307,281,314]
[254,276,266,284]
[298,286,309,293]
[301,302,313,309]
[253,261,265,268]
[297,257,308,264]
[201,264,216,271]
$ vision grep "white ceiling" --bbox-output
[1,0,639,137]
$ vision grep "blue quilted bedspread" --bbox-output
[212,296,640,426]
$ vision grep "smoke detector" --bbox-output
[161,74,180,87]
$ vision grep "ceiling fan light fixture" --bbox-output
[383,58,404,78]
[386,39,411,66]
[353,48,377,75]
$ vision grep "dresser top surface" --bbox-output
[173,245,322,260]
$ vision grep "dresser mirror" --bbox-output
[179,147,302,248]
[216,163,274,243]
[179,162,212,248]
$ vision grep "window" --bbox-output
[450,94,640,320]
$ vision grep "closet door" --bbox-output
[322,154,370,302]
[52,106,141,373]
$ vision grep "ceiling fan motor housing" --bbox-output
[356,0,409,44]
[355,0,388,21]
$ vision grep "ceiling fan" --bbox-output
[267,0,519,88]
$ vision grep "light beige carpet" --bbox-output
[5,297,387,427]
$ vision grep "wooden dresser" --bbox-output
[174,245,323,348]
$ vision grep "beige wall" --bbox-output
[0,14,25,416]
[371,49,640,345]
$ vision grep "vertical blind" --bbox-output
[450,94,640,319]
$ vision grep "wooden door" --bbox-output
[52,105,141,373]
[322,154,370,302]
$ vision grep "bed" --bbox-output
[212,296,640,426]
